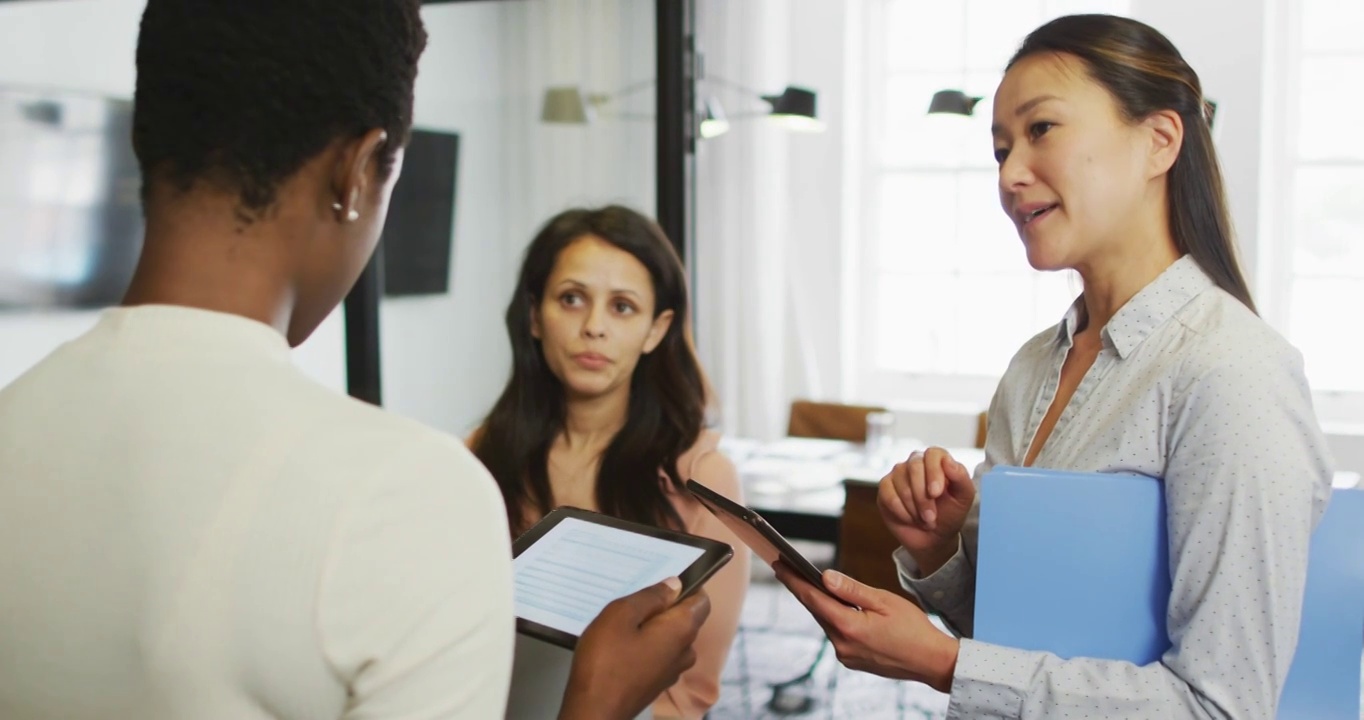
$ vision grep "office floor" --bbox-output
[711,562,950,720]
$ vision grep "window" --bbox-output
[854,0,1127,407]
[1274,0,1364,400]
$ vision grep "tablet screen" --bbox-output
[513,516,705,637]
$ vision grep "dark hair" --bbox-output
[473,206,708,534]
[132,0,427,220]
[1009,14,1256,312]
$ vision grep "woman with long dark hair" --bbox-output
[774,14,1332,719]
[472,205,749,719]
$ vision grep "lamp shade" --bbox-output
[698,97,730,139]
[762,86,817,119]
[541,86,592,124]
[761,86,824,132]
[927,89,983,116]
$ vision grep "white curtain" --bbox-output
[693,0,852,440]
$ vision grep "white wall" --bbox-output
[694,0,797,440]
[0,0,345,393]
[784,0,849,405]
[0,0,141,97]
[1131,0,1267,280]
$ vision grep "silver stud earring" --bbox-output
[332,202,360,223]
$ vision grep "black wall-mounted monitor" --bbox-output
[380,128,459,297]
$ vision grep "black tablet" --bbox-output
[687,478,853,605]
[511,507,733,650]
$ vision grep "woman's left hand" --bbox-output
[772,562,959,693]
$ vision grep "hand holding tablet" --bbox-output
[511,507,733,649]
[686,478,856,607]
[560,579,712,720]
[686,479,962,692]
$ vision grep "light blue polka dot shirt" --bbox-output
[896,255,1335,719]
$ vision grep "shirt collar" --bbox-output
[1054,255,1216,360]
[95,304,292,363]
[1056,296,1084,349]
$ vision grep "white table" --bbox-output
[723,436,986,542]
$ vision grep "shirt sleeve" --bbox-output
[942,341,1333,720]
[893,498,978,638]
[652,450,751,720]
[318,436,515,719]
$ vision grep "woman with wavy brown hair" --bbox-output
[471,205,748,720]
[776,14,1332,719]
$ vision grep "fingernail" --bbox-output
[923,508,936,524]
[663,576,682,592]
[929,481,942,495]
[824,570,845,591]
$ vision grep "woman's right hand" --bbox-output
[877,447,976,576]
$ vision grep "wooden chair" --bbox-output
[765,400,890,546]
[787,400,888,443]
[839,479,920,604]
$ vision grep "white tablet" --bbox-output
[511,507,733,649]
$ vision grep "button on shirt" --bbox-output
[896,256,1334,719]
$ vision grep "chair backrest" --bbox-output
[974,468,1364,720]
[786,400,887,443]
[838,479,918,603]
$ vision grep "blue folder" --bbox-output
[973,465,1364,719]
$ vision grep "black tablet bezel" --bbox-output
[686,478,854,606]
[511,506,734,650]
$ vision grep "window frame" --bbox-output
[848,0,1364,428]
[1262,0,1364,426]
[849,0,1103,410]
